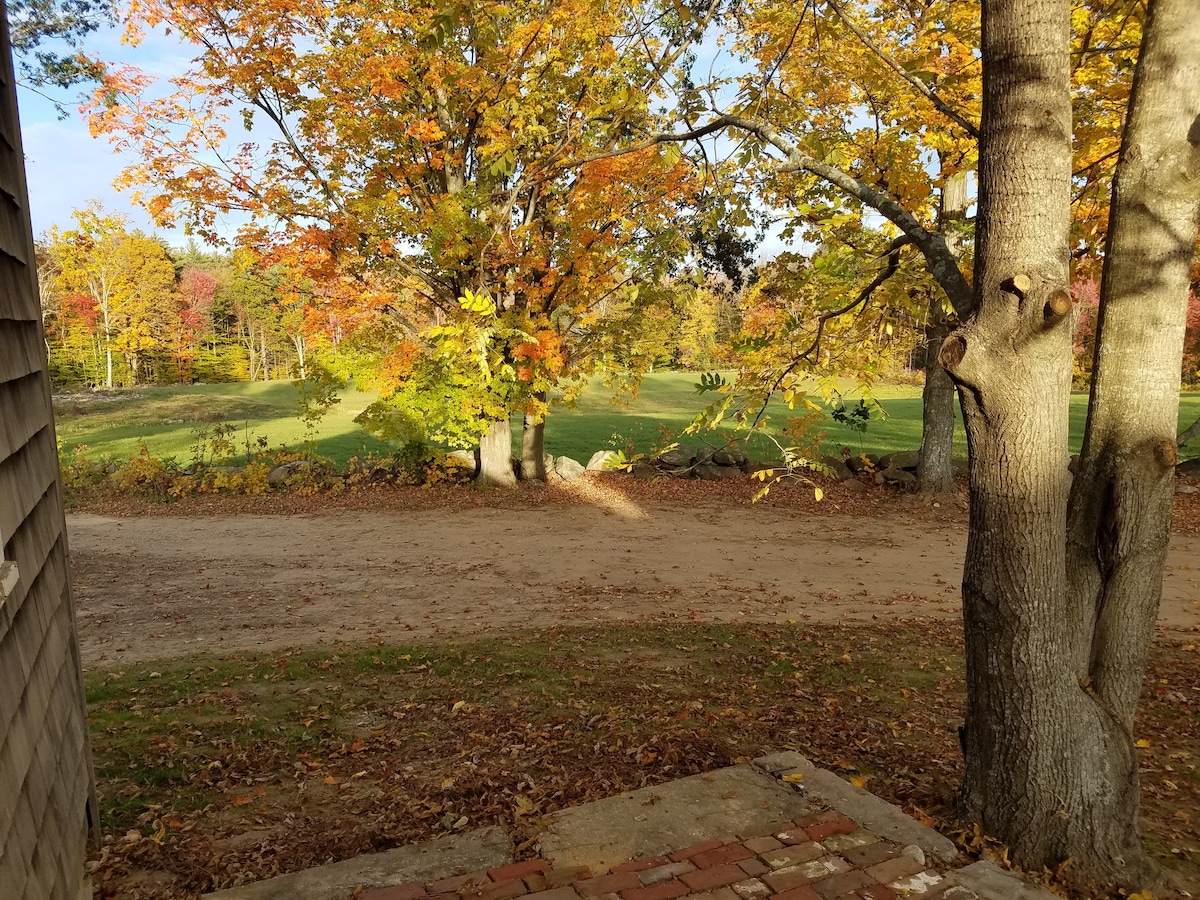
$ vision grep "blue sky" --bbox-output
[16,21,187,240]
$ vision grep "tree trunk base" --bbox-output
[521,400,547,482]
[477,418,517,489]
[918,322,957,493]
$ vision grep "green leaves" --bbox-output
[694,372,728,393]
[487,148,517,178]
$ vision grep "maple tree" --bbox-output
[171,266,217,383]
[7,0,113,92]
[88,0,715,484]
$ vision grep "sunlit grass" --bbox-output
[53,374,1200,467]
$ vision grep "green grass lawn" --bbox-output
[54,380,395,467]
[54,373,1200,467]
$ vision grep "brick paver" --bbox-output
[690,845,754,870]
[426,872,490,894]
[526,889,580,900]
[764,886,821,900]
[612,858,670,875]
[620,878,689,900]
[639,862,697,886]
[576,873,643,898]
[735,859,768,878]
[491,862,552,883]
[361,885,428,900]
[669,840,725,863]
[681,864,749,892]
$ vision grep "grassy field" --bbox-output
[54,373,1200,467]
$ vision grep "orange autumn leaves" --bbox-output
[512,329,567,384]
[86,0,700,440]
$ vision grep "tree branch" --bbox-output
[748,235,909,432]
[592,113,973,317]
[824,0,980,140]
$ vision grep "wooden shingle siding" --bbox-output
[0,256,36,321]
[0,426,59,549]
[0,488,65,637]
[0,318,44,381]
[0,1,97,897]
[0,373,52,466]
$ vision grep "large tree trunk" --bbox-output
[943,0,1200,887]
[941,0,1167,886]
[521,394,548,482]
[477,417,517,489]
[1066,0,1200,734]
[918,168,969,493]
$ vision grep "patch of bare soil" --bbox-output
[68,477,1200,668]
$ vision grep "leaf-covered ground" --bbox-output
[67,468,1200,537]
[87,620,1200,899]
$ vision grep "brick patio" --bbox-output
[358,808,977,900]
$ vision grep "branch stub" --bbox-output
[939,334,967,372]
[1004,273,1032,299]
[1044,289,1073,321]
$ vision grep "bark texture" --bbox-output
[521,394,548,482]
[1066,0,1200,731]
[917,329,955,492]
[945,0,1200,887]
[918,168,969,493]
[477,418,517,488]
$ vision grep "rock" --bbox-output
[900,845,926,867]
[1177,457,1200,478]
[268,461,308,487]
[543,452,555,474]
[631,462,659,480]
[743,460,779,477]
[693,463,745,481]
[656,447,694,468]
[661,467,692,479]
[554,456,586,481]
[843,477,869,493]
[1178,483,1199,495]
[712,449,747,467]
[694,445,717,464]
[845,453,879,474]
[1068,454,1079,474]
[447,449,478,477]
[874,466,918,486]
[587,450,618,471]
[820,454,854,481]
[880,450,920,470]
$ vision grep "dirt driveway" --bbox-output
[68,485,1200,667]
